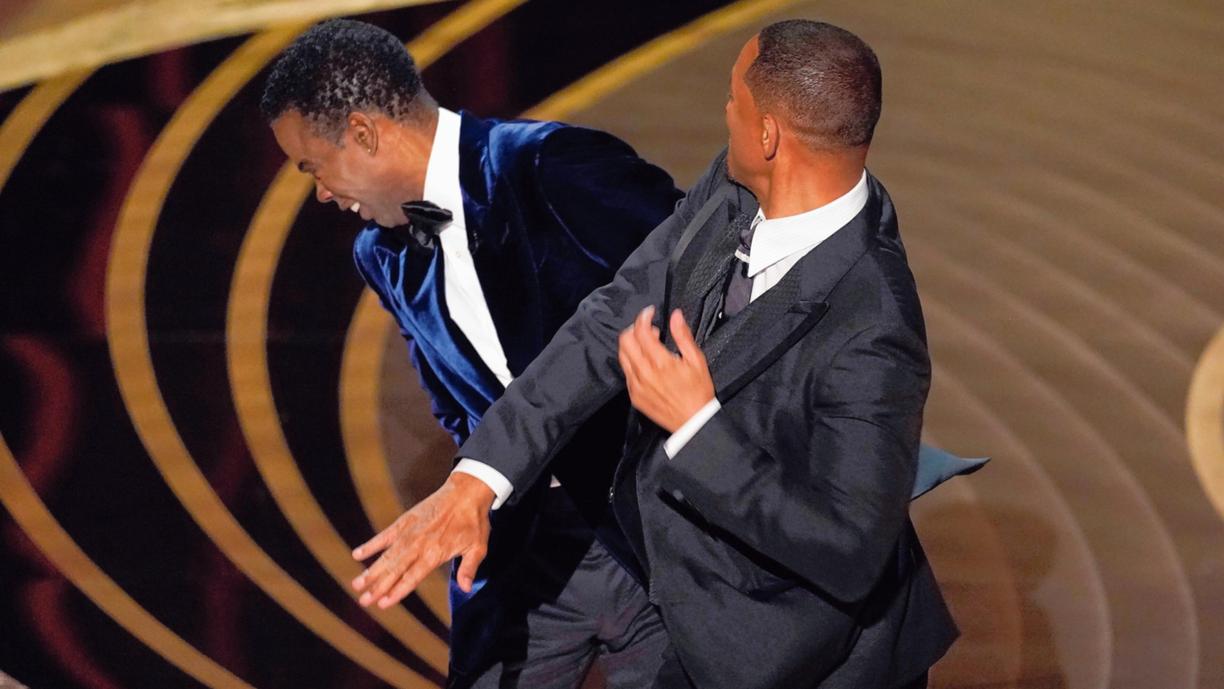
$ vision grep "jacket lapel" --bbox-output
[697,175,887,400]
[664,192,741,345]
[457,111,547,379]
[374,240,505,413]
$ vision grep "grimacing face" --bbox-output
[725,36,766,186]
[270,109,413,228]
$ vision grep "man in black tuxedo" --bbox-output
[351,19,958,689]
[263,19,681,689]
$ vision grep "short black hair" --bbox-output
[746,20,882,150]
[260,18,434,140]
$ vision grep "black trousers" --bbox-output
[460,488,668,689]
[652,645,930,689]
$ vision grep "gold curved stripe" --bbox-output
[408,0,528,67]
[0,72,254,689]
[0,72,91,191]
[105,27,432,688]
[229,162,449,668]
[0,435,255,689]
[0,0,449,92]
[340,0,800,620]
[523,0,797,119]
[1187,323,1224,522]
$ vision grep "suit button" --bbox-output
[608,486,615,502]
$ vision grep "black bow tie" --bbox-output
[387,200,453,249]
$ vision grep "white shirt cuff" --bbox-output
[452,459,514,509]
[663,398,721,458]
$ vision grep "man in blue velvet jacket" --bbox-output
[263,19,680,689]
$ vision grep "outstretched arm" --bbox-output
[351,149,735,607]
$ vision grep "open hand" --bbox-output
[618,306,715,433]
[351,472,494,608]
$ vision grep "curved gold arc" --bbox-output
[523,0,797,120]
[228,163,449,668]
[0,71,91,190]
[0,72,255,689]
[1187,323,1224,522]
[345,0,799,534]
[105,27,432,688]
[0,436,256,689]
[0,0,451,92]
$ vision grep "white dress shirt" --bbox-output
[420,108,518,503]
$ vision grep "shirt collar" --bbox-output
[421,107,465,229]
[747,170,869,278]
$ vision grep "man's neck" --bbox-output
[381,110,439,200]
[754,147,867,219]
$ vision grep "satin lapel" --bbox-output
[704,274,828,399]
[385,245,505,413]
[702,178,885,400]
[665,197,741,344]
[457,111,546,378]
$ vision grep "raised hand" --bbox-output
[351,472,495,608]
[618,306,716,433]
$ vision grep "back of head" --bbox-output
[260,19,434,141]
[746,19,882,152]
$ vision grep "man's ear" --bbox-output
[761,113,780,161]
[348,112,378,155]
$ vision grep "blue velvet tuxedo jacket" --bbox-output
[352,112,682,678]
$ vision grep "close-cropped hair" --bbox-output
[746,19,883,150]
[260,18,434,141]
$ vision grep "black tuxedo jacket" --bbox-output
[353,112,681,678]
[459,149,957,688]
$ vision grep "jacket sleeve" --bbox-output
[659,319,930,604]
[352,231,469,445]
[404,336,469,446]
[534,126,683,274]
[456,149,732,500]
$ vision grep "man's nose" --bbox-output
[315,180,334,203]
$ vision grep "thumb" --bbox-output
[455,545,487,593]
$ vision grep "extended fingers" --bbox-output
[377,559,437,609]
[357,547,414,605]
[352,524,395,561]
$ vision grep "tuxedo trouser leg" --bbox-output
[591,537,668,689]
[464,489,664,689]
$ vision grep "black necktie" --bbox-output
[388,200,453,249]
[721,212,758,319]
